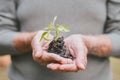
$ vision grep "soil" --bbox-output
[48,37,73,59]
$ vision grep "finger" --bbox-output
[76,55,86,70]
[47,63,60,71]
[32,49,43,61]
[42,51,73,64]
[58,63,78,72]
[75,47,87,70]
[31,32,44,59]
[70,38,87,70]
[47,63,78,72]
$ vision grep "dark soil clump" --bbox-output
[48,37,73,59]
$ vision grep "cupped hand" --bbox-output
[31,31,73,66]
[47,34,88,72]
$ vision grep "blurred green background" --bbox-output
[0,56,120,80]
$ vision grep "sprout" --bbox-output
[40,16,70,41]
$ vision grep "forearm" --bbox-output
[82,35,112,57]
[13,32,37,53]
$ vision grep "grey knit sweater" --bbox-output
[0,0,120,80]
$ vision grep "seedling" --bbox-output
[40,16,70,41]
[40,16,73,59]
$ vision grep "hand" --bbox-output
[47,34,88,72]
[31,31,73,66]
[47,34,112,72]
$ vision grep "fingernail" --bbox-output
[80,63,85,70]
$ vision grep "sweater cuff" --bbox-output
[0,30,20,55]
[106,33,120,57]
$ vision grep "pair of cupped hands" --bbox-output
[31,31,88,72]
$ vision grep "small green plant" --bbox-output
[40,16,73,59]
[40,16,70,41]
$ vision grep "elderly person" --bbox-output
[0,0,120,80]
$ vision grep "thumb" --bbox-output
[31,31,44,59]
[32,43,43,60]
[75,47,87,70]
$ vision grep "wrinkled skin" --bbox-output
[47,34,88,72]
[14,29,111,72]
[31,31,73,66]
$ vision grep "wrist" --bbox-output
[13,32,37,53]
[81,35,112,57]
[81,35,92,54]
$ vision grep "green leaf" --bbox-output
[44,16,57,30]
[44,22,54,30]
[56,24,70,32]
[43,36,50,41]
[40,31,48,41]
[39,16,70,42]
[53,16,57,25]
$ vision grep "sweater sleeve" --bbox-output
[0,0,20,55]
[104,0,120,57]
